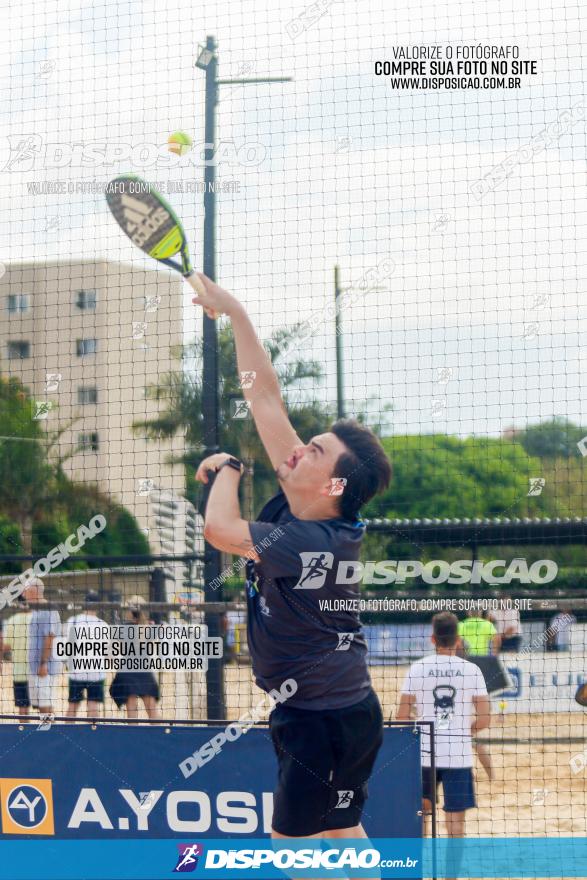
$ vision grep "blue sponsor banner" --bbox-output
[1,838,587,878]
[0,723,422,842]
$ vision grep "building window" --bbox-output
[76,338,97,356]
[76,289,97,310]
[7,340,30,359]
[77,386,98,405]
[78,432,99,452]
[7,294,30,314]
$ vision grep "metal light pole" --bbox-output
[334,265,345,419]
[195,36,291,720]
[196,36,223,721]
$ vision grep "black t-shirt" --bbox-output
[246,491,372,710]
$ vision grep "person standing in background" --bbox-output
[547,606,576,652]
[109,596,160,719]
[2,595,32,716]
[458,609,500,656]
[65,591,108,719]
[26,578,61,715]
[489,596,522,652]
[397,612,491,843]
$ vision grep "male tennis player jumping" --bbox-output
[191,274,391,842]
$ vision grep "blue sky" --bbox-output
[1,0,586,435]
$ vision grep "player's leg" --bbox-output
[14,681,30,718]
[323,824,369,839]
[269,703,335,838]
[268,701,328,879]
[422,797,433,837]
[87,681,105,718]
[442,767,475,832]
[35,675,54,716]
[271,829,325,880]
[441,768,475,879]
[443,810,466,880]
[142,695,159,719]
[268,692,382,880]
[125,695,139,718]
[271,830,322,839]
[27,676,39,716]
[323,824,381,880]
[475,742,493,780]
[444,810,466,837]
[66,679,82,718]
[322,692,384,880]
[421,767,438,838]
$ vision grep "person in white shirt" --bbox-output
[548,607,575,652]
[65,592,108,718]
[397,612,491,839]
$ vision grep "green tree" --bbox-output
[514,418,587,458]
[0,513,21,575]
[45,474,149,563]
[0,377,54,558]
[364,434,553,520]
[134,323,333,514]
[0,376,148,566]
[361,433,586,580]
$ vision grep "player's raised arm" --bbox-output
[195,451,260,560]
[188,273,302,469]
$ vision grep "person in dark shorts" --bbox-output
[191,274,391,840]
[65,592,108,719]
[397,612,491,839]
[489,595,522,652]
[109,597,160,719]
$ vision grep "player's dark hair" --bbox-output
[330,419,392,520]
[432,612,459,648]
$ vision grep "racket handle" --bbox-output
[185,272,207,297]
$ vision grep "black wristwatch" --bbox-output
[217,456,244,475]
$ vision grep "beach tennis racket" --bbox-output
[575,683,587,706]
[105,174,195,278]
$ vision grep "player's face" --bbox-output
[278,432,348,497]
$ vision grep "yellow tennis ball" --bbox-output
[498,700,507,711]
[168,131,193,156]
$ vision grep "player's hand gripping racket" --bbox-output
[105,174,210,306]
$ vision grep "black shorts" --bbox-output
[68,680,105,704]
[269,689,383,836]
[422,766,476,813]
[500,635,522,652]
[13,681,30,708]
[109,672,160,708]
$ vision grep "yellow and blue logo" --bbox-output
[0,779,54,835]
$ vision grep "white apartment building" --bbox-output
[0,259,201,592]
